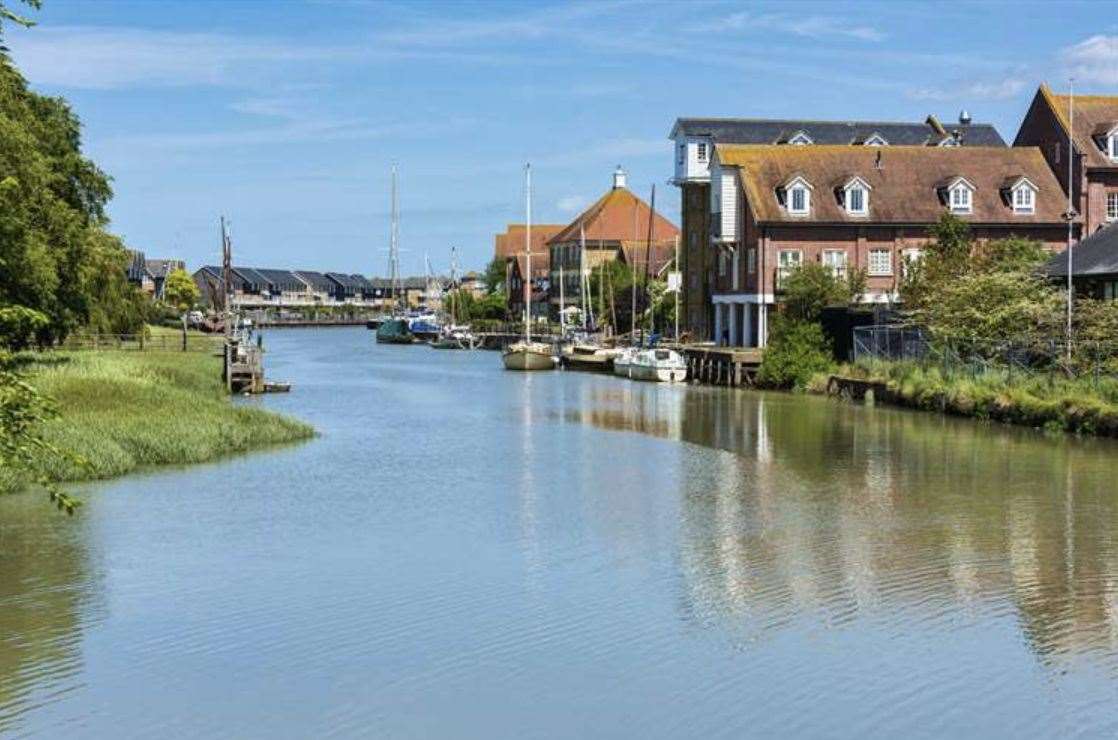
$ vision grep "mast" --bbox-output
[390,165,400,313]
[643,184,656,343]
[559,259,565,336]
[450,246,458,325]
[674,234,680,341]
[1066,79,1075,362]
[580,224,590,330]
[221,216,232,342]
[525,163,532,344]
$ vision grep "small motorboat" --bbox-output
[562,343,622,372]
[430,326,479,350]
[628,348,688,383]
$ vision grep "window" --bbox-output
[1108,192,1118,222]
[678,143,685,166]
[823,249,848,279]
[868,249,892,276]
[1012,185,1035,214]
[843,177,870,215]
[697,142,708,162]
[788,131,813,145]
[1110,134,1118,161]
[901,248,923,277]
[949,184,972,214]
[863,133,888,146]
[791,187,807,213]
[746,247,756,275]
[777,250,802,286]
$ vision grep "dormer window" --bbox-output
[1007,177,1037,215]
[842,176,871,216]
[863,133,888,146]
[944,177,975,214]
[783,176,813,215]
[1094,123,1118,161]
[787,130,813,146]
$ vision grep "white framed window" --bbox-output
[949,184,972,214]
[788,131,813,145]
[901,248,923,277]
[1109,134,1118,161]
[746,247,756,275]
[868,248,892,276]
[697,142,708,162]
[1012,185,1035,214]
[863,133,888,146]
[1108,192,1118,222]
[777,249,803,286]
[784,177,812,216]
[823,249,848,279]
[843,177,869,216]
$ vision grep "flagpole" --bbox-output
[1066,78,1075,364]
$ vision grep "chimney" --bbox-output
[612,165,627,190]
[959,109,972,126]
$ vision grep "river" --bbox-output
[2,327,1117,738]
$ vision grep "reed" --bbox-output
[828,360,1118,436]
[0,350,313,493]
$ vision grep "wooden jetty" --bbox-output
[679,346,762,387]
[224,341,264,394]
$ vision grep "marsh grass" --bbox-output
[825,360,1118,436]
[0,350,314,493]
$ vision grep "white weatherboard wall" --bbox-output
[713,167,738,243]
[674,135,712,183]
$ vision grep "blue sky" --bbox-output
[5,1,1118,275]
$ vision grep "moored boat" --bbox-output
[502,340,555,370]
[375,317,414,344]
[562,343,621,372]
[627,348,687,383]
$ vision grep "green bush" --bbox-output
[0,305,49,350]
[757,317,835,390]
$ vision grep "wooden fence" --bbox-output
[60,333,224,353]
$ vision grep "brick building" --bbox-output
[708,144,1072,347]
[1015,84,1118,236]
[668,115,1006,339]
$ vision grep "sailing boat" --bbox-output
[431,247,479,349]
[376,165,415,345]
[503,164,555,371]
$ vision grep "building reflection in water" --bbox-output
[0,495,99,733]
[568,384,1118,669]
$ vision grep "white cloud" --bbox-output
[701,12,884,42]
[1061,35,1118,84]
[557,195,587,212]
[907,76,1026,102]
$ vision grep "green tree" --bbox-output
[164,268,200,313]
[1,0,40,33]
[483,256,507,295]
[781,262,866,322]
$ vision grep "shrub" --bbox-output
[0,305,49,350]
[757,317,835,390]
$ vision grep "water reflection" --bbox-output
[573,385,1118,669]
[0,495,98,733]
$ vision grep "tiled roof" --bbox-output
[1043,84,1118,169]
[1048,223,1118,277]
[293,270,335,291]
[196,265,247,290]
[671,117,1006,147]
[495,224,565,277]
[145,258,184,278]
[548,187,680,245]
[325,271,363,291]
[232,267,271,291]
[255,268,306,293]
[714,144,1068,224]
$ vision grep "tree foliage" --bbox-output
[483,257,507,295]
[756,316,834,389]
[163,268,200,313]
[781,261,867,322]
[0,44,146,341]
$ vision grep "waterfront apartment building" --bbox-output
[708,143,1072,347]
[1015,84,1118,236]
[547,166,679,321]
[669,115,1007,339]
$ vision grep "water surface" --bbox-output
[2,327,1118,738]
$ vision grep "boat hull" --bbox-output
[503,346,555,371]
[375,319,415,344]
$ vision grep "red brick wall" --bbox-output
[1013,89,1088,230]
[718,221,1069,301]
[1086,172,1118,235]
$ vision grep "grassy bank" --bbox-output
[0,350,314,494]
[811,361,1118,436]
